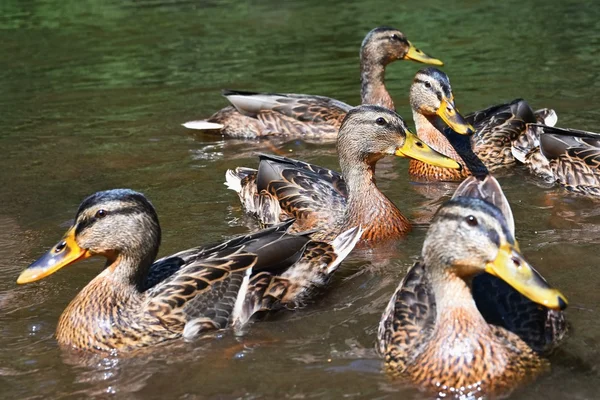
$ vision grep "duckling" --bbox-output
[378,176,567,397]
[513,123,600,196]
[183,27,443,139]
[16,190,361,352]
[225,105,460,244]
[408,68,556,181]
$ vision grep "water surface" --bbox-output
[1,0,599,398]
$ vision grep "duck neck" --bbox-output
[411,111,489,179]
[414,266,513,389]
[342,157,381,206]
[412,111,465,165]
[360,56,394,110]
[428,268,487,328]
[339,156,409,240]
[103,251,156,292]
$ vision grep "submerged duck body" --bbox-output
[407,68,557,181]
[378,176,567,397]
[225,105,460,244]
[17,190,361,352]
[183,27,443,139]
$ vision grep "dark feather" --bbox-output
[467,99,538,169]
[472,273,567,354]
[378,261,435,370]
[252,154,348,232]
[537,125,600,160]
[520,124,600,195]
[145,221,296,302]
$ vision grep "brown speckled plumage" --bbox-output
[18,190,361,353]
[380,262,552,397]
[183,27,443,139]
[514,124,600,196]
[378,176,567,397]
[226,105,458,245]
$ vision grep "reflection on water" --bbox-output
[1,0,600,398]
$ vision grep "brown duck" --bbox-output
[408,68,557,181]
[16,190,361,352]
[225,105,460,244]
[378,176,567,397]
[182,27,443,139]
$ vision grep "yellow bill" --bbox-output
[404,42,444,66]
[395,130,461,170]
[485,241,567,311]
[437,97,475,135]
[17,227,93,284]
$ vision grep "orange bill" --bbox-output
[17,227,92,284]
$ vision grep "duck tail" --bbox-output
[533,108,558,127]
[225,169,243,193]
[327,226,363,274]
[225,167,256,193]
[181,120,224,130]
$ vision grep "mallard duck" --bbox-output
[513,123,600,196]
[182,27,443,139]
[378,176,567,397]
[225,105,460,244]
[407,68,557,181]
[16,189,361,353]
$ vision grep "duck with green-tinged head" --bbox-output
[378,176,567,397]
[17,189,362,353]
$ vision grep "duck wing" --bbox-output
[468,99,537,141]
[544,130,600,195]
[224,90,352,124]
[537,125,600,158]
[227,154,348,234]
[524,125,600,195]
[238,225,362,325]
[467,99,538,168]
[219,90,351,139]
[377,261,436,372]
[257,154,348,233]
[143,220,313,338]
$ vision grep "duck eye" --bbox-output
[54,241,67,253]
[466,215,478,226]
[375,117,387,126]
[424,81,432,89]
[390,34,401,41]
[95,209,108,219]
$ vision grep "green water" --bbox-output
[1,0,599,398]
